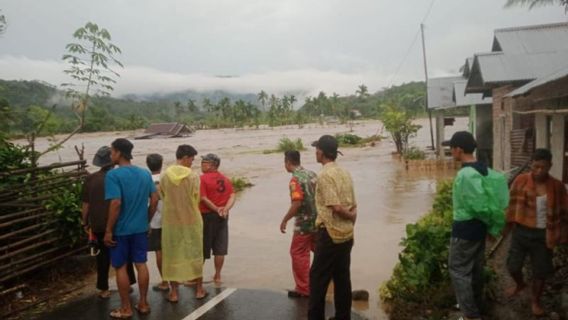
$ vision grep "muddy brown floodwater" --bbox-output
[19,118,468,319]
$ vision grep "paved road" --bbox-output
[38,286,365,320]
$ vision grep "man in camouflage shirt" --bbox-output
[280,150,318,298]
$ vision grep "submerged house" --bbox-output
[135,122,194,140]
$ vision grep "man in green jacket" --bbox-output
[448,131,509,320]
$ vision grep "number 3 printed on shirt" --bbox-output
[216,179,226,193]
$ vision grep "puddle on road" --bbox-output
[23,118,467,319]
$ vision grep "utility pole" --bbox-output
[421,23,435,151]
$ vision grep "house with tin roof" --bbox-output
[464,22,568,181]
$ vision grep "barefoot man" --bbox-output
[161,145,207,301]
[505,148,568,317]
[199,153,235,284]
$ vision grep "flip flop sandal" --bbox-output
[109,309,132,319]
[152,284,169,292]
[134,304,151,315]
[196,291,209,300]
[97,291,112,299]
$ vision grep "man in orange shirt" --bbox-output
[505,148,568,317]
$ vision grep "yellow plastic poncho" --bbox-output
[160,165,203,281]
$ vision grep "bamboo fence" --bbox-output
[0,160,88,291]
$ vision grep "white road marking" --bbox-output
[182,288,237,320]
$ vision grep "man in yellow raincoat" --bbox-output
[160,144,207,302]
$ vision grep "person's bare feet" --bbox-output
[213,275,221,284]
[166,291,179,303]
[531,301,545,317]
[184,280,197,286]
[134,303,151,315]
[196,288,208,300]
[505,283,526,298]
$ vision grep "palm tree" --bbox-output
[268,95,279,127]
[282,96,291,125]
[257,90,268,111]
[504,0,567,9]
[233,99,247,127]
[289,95,297,109]
[202,97,213,113]
[174,101,184,118]
[316,91,329,115]
[187,99,198,113]
[356,84,370,99]
[0,10,7,35]
[218,97,232,122]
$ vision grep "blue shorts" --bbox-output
[110,232,148,268]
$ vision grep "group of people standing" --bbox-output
[79,129,567,320]
[448,131,568,319]
[82,134,358,320]
[81,139,234,319]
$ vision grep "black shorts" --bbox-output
[203,212,228,259]
[148,228,162,252]
[507,224,554,279]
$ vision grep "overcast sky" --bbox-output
[0,0,566,97]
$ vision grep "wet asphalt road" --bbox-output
[38,286,365,320]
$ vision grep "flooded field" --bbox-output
[20,117,467,319]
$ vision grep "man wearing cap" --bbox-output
[199,153,236,284]
[448,131,508,320]
[81,146,136,300]
[104,139,159,319]
[309,135,357,320]
[160,145,207,301]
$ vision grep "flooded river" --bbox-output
[21,118,467,319]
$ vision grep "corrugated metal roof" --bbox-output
[453,80,492,106]
[466,51,568,93]
[466,22,568,94]
[144,122,193,135]
[427,76,461,109]
[507,65,568,97]
[480,51,568,83]
[461,58,474,78]
[492,22,568,54]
